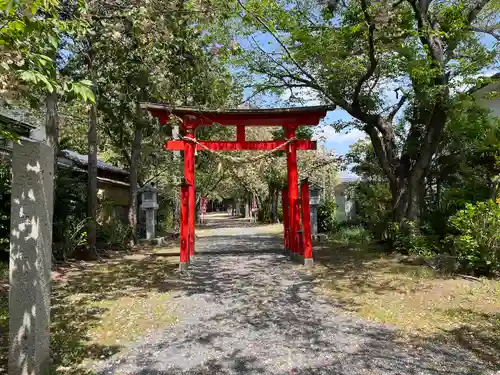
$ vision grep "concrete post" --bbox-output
[244,197,250,218]
[145,209,155,240]
[9,139,54,375]
[310,206,318,239]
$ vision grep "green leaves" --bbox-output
[19,69,54,92]
[69,80,95,103]
[450,200,500,274]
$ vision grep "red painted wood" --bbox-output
[301,182,313,260]
[183,125,196,258]
[180,184,189,263]
[285,126,300,255]
[165,140,317,151]
[282,187,289,251]
[194,114,323,126]
[184,123,196,256]
[151,110,325,127]
[237,126,245,142]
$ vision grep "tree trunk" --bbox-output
[128,103,144,246]
[45,91,59,155]
[391,176,421,225]
[87,101,98,253]
[270,187,279,223]
[275,189,280,223]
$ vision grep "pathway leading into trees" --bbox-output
[96,213,495,375]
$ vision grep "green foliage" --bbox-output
[53,218,89,261]
[235,0,498,226]
[331,224,372,244]
[317,200,336,233]
[52,169,88,259]
[0,0,94,107]
[97,216,130,248]
[353,182,392,240]
[449,201,500,275]
[391,221,436,258]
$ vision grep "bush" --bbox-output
[97,215,130,248]
[53,169,88,247]
[317,200,336,233]
[354,182,392,240]
[391,220,436,258]
[331,224,372,244]
[449,200,500,275]
[52,217,88,260]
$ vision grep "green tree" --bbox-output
[64,0,241,243]
[0,0,94,142]
[234,0,499,224]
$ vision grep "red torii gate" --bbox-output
[142,104,333,270]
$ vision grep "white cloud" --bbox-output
[313,126,366,144]
[339,169,359,181]
[281,87,322,106]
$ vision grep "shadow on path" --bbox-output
[96,216,496,375]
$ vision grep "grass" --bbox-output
[1,247,180,374]
[313,241,500,366]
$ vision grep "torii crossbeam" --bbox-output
[142,104,334,270]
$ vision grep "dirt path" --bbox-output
[95,214,496,375]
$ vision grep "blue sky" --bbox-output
[240,25,498,173]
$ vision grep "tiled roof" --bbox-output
[60,149,129,175]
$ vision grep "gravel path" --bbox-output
[96,215,496,375]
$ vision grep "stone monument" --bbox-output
[139,183,159,240]
[309,184,322,239]
[9,123,54,375]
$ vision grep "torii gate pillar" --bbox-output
[284,125,300,258]
[180,121,196,271]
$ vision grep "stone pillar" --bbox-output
[244,196,250,218]
[310,206,318,238]
[145,209,155,240]
[9,139,54,375]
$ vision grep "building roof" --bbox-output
[60,149,129,176]
[142,103,335,127]
[469,72,500,93]
[0,112,36,137]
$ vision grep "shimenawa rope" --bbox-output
[180,136,298,164]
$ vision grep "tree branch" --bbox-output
[236,0,327,98]
[363,124,396,187]
[352,0,378,108]
[471,26,500,41]
[467,0,491,23]
[387,94,407,120]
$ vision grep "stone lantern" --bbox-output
[139,182,159,240]
[309,184,322,239]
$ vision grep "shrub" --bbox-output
[97,215,130,248]
[53,169,88,246]
[331,224,372,244]
[317,199,336,233]
[391,220,436,258]
[449,200,500,275]
[53,218,88,260]
[354,182,392,240]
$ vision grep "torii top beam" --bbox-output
[141,103,335,127]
